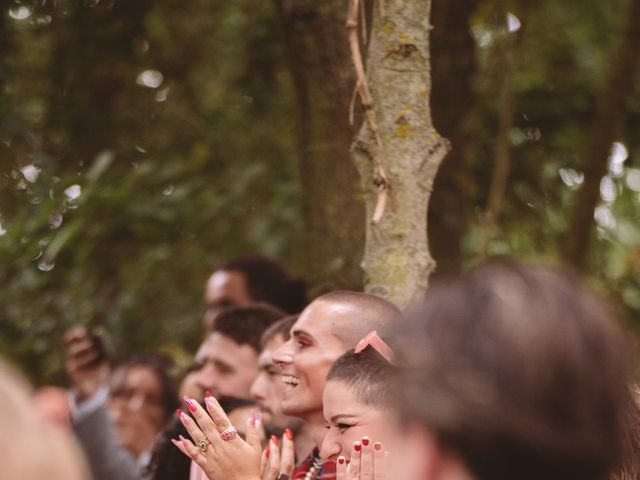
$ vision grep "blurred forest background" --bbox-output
[1,0,639,384]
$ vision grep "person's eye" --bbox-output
[296,339,310,349]
[337,423,353,433]
[190,361,205,372]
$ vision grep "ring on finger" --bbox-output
[220,425,237,441]
[197,439,210,452]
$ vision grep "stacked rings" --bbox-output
[220,426,237,441]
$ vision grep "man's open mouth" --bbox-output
[282,375,300,388]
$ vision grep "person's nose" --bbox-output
[250,374,267,401]
[320,429,343,461]
[272,339,294,367]
[127,393,145,412]
[194,364,218,394]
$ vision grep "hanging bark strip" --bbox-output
[350,0,450,306]
[347,0,390,224]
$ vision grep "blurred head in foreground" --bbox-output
[0,359,89,480]
[395,261,634,480]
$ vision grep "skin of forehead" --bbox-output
[295,300,360,340]
[204,270,252,304]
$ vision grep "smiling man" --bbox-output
[192,304,285,401]
[272,291,400,479]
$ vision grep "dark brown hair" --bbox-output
[211,303,285,353]
[326,345,396,409]
[260,314,298,349]
[220,255,307,314]
[396,261,633,480]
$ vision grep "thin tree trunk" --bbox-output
[428,0,477,276]
[483,6,515,253]
[273,0,365,292]
[353,0,449,307]
[564,0,640,271]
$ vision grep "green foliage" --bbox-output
[463,0,640,322]
[1,0,639,384]
[0,0,302,384]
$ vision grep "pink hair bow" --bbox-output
[354,330,394,364]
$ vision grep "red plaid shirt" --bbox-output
[291,449,336,480]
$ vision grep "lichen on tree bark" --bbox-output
[352,0,449,307]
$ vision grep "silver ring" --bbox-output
[220,425,237,441]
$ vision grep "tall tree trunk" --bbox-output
[482,3,515,254]
[353,0,449,307]
[273,0,365,293]
[428,0,477,276]
[564,0,640,271]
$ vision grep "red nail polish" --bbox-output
[184,396,197,413]
[354,442,361,452]
[265,447,270,458]
[338,457,346,465]
[271,435,279,446]
[362,437,370,447]
[205,390,212,398]
[285,428,293,440]
[374,442,382,451]
[175,408,182,419]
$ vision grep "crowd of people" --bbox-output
[2,254,640,480]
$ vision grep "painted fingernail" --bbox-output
[374,442,382,451]
[183,395,197,413]
[362,437,370,447]
[265,447,270,458]
[285,428,293,440]
[205,390,212,398]
[175,408,183,419]
[256,412,263,422]
[271,435,279,446]
[354,442,361,452]
[338,457,346,465]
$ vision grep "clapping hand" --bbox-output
[260,429,295,480]
[173,394,263,480]
[336,437,388,480]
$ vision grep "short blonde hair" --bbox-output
[0,359,89,480]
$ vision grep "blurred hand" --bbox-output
[64,327,110,402]
[260,429,295,480]
[337,438,387,480]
